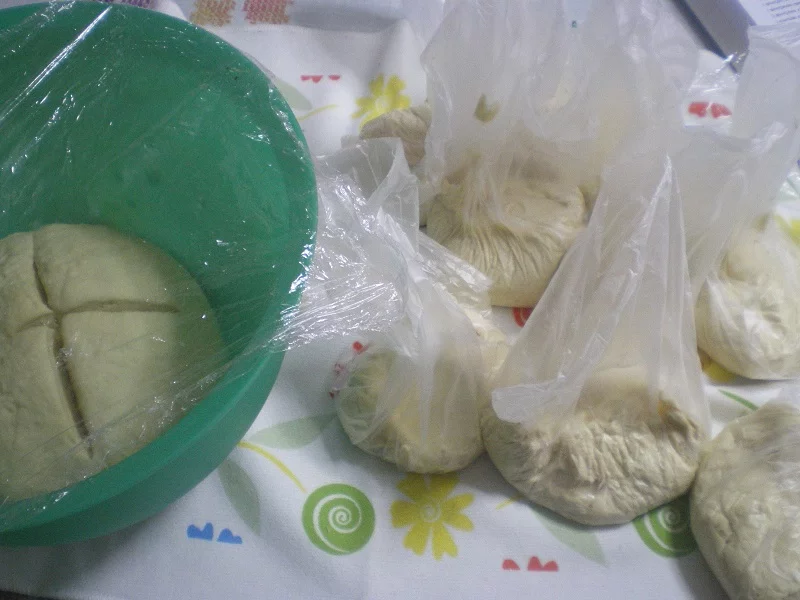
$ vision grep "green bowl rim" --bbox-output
[0,1,318,534]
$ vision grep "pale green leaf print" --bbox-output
[719,390,758,412]
[533,507,607,566]
[218,459,261,535]
[271,76,313,111]
[248,413,336,449]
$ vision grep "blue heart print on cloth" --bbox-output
[187,523,214,541]
[217,528,243,544]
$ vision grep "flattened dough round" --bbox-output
[482,367,704,525]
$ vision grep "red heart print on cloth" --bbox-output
[688,101,709,117]
[528,556,559,571]
[710,103,732,118]
[512,307,532,327]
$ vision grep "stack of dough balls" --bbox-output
[691,402,800,600]
[695,217,800,379]
[0,224,222,501]
[481,366,704,525]
[427,169,587,307]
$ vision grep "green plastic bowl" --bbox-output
[0,2,316,545]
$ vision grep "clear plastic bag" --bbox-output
[691,386,800,600]
[355,103,436,227]
[276,139,417,348]
[483,137,709,526]
[331,243,495,473]
[695,216,800,380]
[676,25,800,379]
[417,0,698,308]
[330,145,504,472]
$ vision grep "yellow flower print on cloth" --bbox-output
[390,473,474,560]
[352,74,411,128]
[777,215,800,246]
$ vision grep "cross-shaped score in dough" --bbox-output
[0,225,223,502]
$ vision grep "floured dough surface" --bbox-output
[336,345,485,473]
[427,175,586,307]
[62,309,220,463]
[696,221,800,379]
[34,224,199,313]
[482,367,704,525]
[0,224,222,500]
[359,104,431,168]
[0,326,91,501]
[691,403,800,600]
[0,232,52,333]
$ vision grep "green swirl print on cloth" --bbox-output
[634,494,697,557]
[303,484,376,555]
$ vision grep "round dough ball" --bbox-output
[696,220,800,379]
[336,343,486,473]
[691,403,800,600]
[359,104,431,168]
[426,175,586,307]
[482,367,704,525]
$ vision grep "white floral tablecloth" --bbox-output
[0,1,793,599]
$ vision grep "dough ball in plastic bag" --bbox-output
[482,366,703,525]
[484,142,709,526]
[335,332,487,473]
[359,104,431,168]
[695,217,800,379]
[677,26,800,380]
[333,230,499,473]
[419,0,697,235]
[691,396,800,600]
[320,137,494,473]
[426,169,587,307]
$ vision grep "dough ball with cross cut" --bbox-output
[0,224,223,501]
